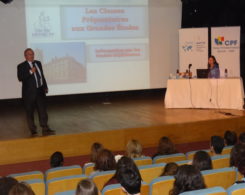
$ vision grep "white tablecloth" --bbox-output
[165,78,244,110]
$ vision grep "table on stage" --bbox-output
[165,78,244,110]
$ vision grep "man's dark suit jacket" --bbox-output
[17,60,48,100]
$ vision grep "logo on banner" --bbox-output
[214,36,238,46]
[182,44,193,52]
[214,36,224,45]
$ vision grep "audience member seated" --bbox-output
[152,136,177,158]
[90,149,116,176]
[239,132,245,144]
[161,162,178,176]
[91,142,104,163]
[126,140,143,158]
[236,151,245,183]
[230,143,245,167]
[0,177,18,195]
[50,151,64,168]
[210,136,225,155]
[9,182,35,195]
[76,179,98,195]
[84,142,104,166]
[119,168,141,195]
[224,131,237,146]
[192,151,213,171]
[170,165,206,195]
[104,156,141,188]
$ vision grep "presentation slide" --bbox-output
[0,0,181,99]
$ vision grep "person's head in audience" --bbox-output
[126,140,143,159]
[90,142,104,163]
[9,182,35,195]
[171,165,206,195]
[210,136,224,155]
[230,143,245,167]
[0,177,18,195]
[76,179,98,195]
[192,151,212,171]
[94,149,116,171]
[237,151,245,177]
[224,131,237,146]
[239,132,245,144]
[115,156,142,182]
[157,136,177,156]
[119,168,141,195]
[50,151,64,168]
[161,162,178,176]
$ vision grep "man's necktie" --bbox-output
[32,62,42,88]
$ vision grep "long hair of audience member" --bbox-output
[239,132,245,144]
[90,142,104,163]
[94,149,116,171]
[120,168,141,195]
[210,136,225,155]
[156,136,177,156]
[126,140,143,158]
[192,151,212,171]
[116,156,142,181]
[161,162,178,176]
[237,151,245,178]
[230,144,245,167]
[224,131,237,146]
[170,165,206,195]
[0,177,18,195]
[104,156,142,188]
[9,182,35,195]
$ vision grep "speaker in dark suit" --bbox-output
[17,48,55,137]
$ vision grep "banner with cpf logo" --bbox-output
[211,26,240,77]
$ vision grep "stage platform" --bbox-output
[0,91,245,165]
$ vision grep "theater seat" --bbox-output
[236,168,244,181]
[186,150,211,160]
[153,153,186,164]
[102,182,149,195]
[211,154,230,169]
[179,187,227,195]
[25,179,45,195]
[45,165,83,181]
[90,170,115,191]
[47,174,87,195]
[202,167,236,189]
[222,146,233,155]
[175,160,190,166]
[227,183,245,195]
[54,190,75,195]
[83,163,95,176]
[133,156,152,166]
[9,171,44,181]
[139,163,166,183]
[149,176,175,195]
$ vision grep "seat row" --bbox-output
[8,165,244,195]
[84,152,231,176]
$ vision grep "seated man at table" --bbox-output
[208,56,220,78]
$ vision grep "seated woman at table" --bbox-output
[208,55,220,78]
